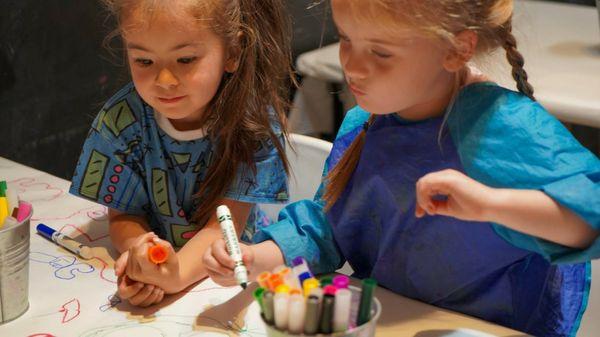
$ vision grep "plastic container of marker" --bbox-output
[260,284,381,337]
[0,205,32,324]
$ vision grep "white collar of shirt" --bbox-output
[155,112,207,141]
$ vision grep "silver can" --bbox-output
[0,211,31,324]
[263,285,381,337]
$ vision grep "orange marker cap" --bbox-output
[268,273,284,291]
[148,244,168,264]
[257,271,271,288]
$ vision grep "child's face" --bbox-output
[332,0,456,119]
[122,11,238,129]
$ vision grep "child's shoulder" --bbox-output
[449,82,597,186]
[91,83,150,142]
[449,82,567,143]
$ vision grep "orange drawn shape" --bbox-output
[148,244,168,264]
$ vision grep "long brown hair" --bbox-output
[324,0,534,210]
[102,0,295,222]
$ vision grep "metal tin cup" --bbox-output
[597,1,600,36]
[263,285,381,337]
[0,211,31,324]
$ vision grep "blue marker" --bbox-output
[36,223,93,259]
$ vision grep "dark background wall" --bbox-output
[0,1,337,180]
[0,0,596,180]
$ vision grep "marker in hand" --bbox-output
[148,243,169,264]
[216,205,249,289]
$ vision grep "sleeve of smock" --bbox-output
[252,106,371,274]
[224,129,289,204]
[69,92,150,215]
[449,87,600,264]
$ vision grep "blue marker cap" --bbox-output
[298,271,312,284]
[36,223,56,240]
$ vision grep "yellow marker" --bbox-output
[303,278,320,297]
[0,197,8,228]
[275,284,290,294]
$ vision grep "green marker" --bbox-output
[320,276,333,287]
[304,295,320,334]
[254,287,266,313]
[262,290,275,325]
[357,278,377,326]
[319,294,335,334]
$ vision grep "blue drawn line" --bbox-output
[30,251,95,280]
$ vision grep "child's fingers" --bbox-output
[133,232,158,247]
[415,178,435,215]
[117,275,144,300]
[114,251,129,276]
[203,248,234,277]
[241,245,254,268]
[138,287,163,307]
[128,284,155,306]
[211,239,236,269]
[415,204,426,218]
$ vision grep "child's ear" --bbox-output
[443,30,478,72]
[224,31,244,73]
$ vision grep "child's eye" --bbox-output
[134,58,153,67]
[371,50,392,59]
[178,57,197,64]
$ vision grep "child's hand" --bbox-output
[203,239,254,287]
[125,233,179,290]
[117,274,165,307]
[415,169,494,222]
[114,250,129,277]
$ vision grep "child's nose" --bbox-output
[155,68,179,89]
[342,52,368,80]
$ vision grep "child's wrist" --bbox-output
[482,188,510,224]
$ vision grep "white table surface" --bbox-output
[294,0,600,129]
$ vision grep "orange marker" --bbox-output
[257,271,271,288]
[148,244,168,264]
[268,273,284,291]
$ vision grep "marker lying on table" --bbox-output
[148,243,169,264]
[216,205,249,289]
[36,223,93,259]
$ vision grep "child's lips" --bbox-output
[348,83,367,96]
[158,95,186,103]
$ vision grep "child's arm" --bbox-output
[108,209,151,253]
[416,169,599,249]
[124,198,254,294]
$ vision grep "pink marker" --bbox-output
[16,200,32,222]
[323,285,338,296]
[333,275,350,289]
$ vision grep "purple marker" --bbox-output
[292,256,313,278]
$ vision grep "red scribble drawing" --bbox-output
[33,206,108,222]
[9,177,64,201]
[92,256,118,284]
[59,299,81,323]
[27,334,56,337]
[58,224,109,243]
